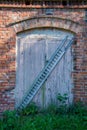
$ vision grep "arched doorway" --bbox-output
[15,28,74,108]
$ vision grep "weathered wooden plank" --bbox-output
[15,38,25,108]
[44,37,61,107]
[30,37,45,107]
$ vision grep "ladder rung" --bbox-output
[36,81,40,85]
[56,52,61,56]
[43,71,48,75]
[46,66,51,70]
[21,103,25,108]
[29,91,33,95]
[49,63,53,67]
[27,93,32,97]
[27,94,31,98]
[31,90,35,93]
[25,96,30,101]
[53,57,58,62]
[38,78,42,82]
[41,74,46,77]
[51,60,55,64]
[32,88,36,92]
[40,75,44,79]
[58,49,62,53]
[32,86,36,90]
[55,54,59,59]
[45,68,50,72]
[33,86,37,89]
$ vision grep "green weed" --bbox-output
[0,100,87,130]
[1,110,20,130]
[20,102,39,116]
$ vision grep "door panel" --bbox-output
[15,29,73,108]
[16,36,45,108]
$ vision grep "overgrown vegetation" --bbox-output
[19,103,39,116]
[0,95,87,130]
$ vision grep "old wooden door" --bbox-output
[15,29,74,108]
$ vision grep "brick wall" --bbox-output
[0,5,87,113]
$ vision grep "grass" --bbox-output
[0,102,87,130]
[17,114,87,130]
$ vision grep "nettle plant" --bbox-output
[57,93,68,105]
[57,93,69,114]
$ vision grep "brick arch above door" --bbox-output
[10,16,85,105]
[10,16,82,35]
